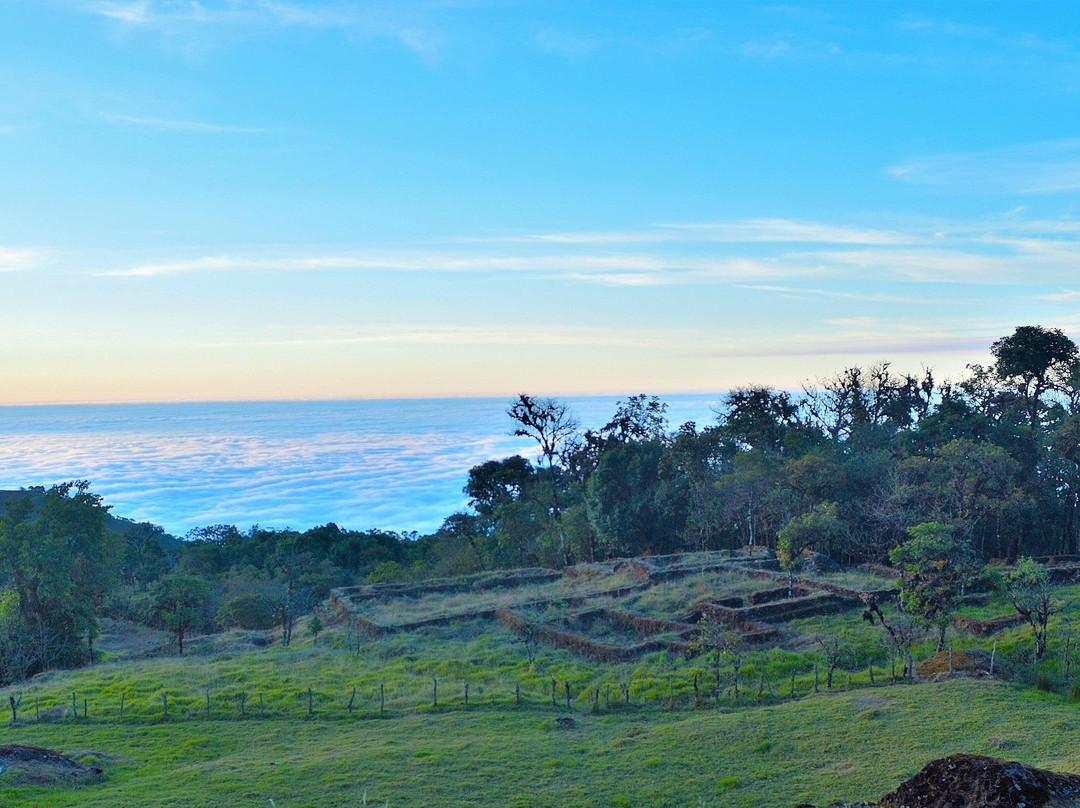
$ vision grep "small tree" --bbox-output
[1006,557,1060,660]
[520,622,540,665]
[151,574,209,656]
[777,502,843,595]
[816,635,844,689]
[889,522,976,652]
[691,616,745,700]
[864,598,927,678]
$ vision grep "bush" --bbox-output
[217,592,276,630]
[1035,671,1055,692]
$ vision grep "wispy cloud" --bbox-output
[0,247,48,272]
[888,139,1080,194]
[98,250,830,282]
[1036,289,1080,301]
[86,0,445,59]
[504,218,910,246]
[741,284,934,305]
[101,113,265,133]
[181,324,702,351]
[91,213,1080,287]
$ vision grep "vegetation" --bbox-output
[5,323,1080,803]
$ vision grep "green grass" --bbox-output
[4,678,1080,806]
[4,561,1080,805]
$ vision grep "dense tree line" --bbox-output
[413,325,1080,574]
[2,324,1078,684]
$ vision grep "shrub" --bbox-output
[217,592,276,631]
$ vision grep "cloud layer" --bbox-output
[0,396,720,534]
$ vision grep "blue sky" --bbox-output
[3,1,1080,403]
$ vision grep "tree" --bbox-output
[597,394,668,445]
[1005,557,1060,660]
[120,522,171,590]
[992,325,1078,430]
[777,503,844,594]
[151,574,209,656]
[0,482,120,676]
[586,440,676,558]
[719,386,805,454]
[691,616,745,700]
[508,395,580,565]
[890,439,1021,559]
[816,635,844,690]
[804,364,934,446]
[889,522,977,651]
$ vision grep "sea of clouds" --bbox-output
[0,395,722,537]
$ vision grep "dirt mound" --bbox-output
[877,754,1080,807]
[915,649,1007,680]
[0,744,103,787]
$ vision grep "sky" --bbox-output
[3,1,1080,404]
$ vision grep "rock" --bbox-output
[801,551,842,573]
[878,754,1080,808]
[0,744,103,787]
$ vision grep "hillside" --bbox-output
[1,552,1080,806]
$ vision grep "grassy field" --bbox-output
[2,678,1080,807]
[4,563,1080,806]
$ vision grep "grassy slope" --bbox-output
[1,679,1078,807]
[4,568,1080,807]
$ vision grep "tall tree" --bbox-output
[991,325,1078,430]
[507,395,580,566]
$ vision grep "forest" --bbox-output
[1,323,1078,686]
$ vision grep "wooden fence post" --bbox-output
[348,687,356,715]
[564,682,571,712]
[868,661,875,685]
[433,677,438,709]
[550,678,556,708]
[814,664,819,694]
[465,681,469,708]
[515,681,521,705]
[206,686,212,718]
[790,670,796,699]
[72,692,78,720]
[380,683,385,716]
[308,688,313,717]
[239,692,247,717]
